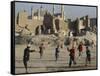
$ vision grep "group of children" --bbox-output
[67,43,91,67]
[23,39,92,73]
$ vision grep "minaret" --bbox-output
[38,7,41,20]
[52,5,57,33]
[40,5,43,19]
[61,5,64,20]
[16,12,19,24]
[31,7,34,19]
[31,7,32,17]
[52,4,54,16]
[40,5,42,14]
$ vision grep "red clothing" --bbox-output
[69,48,75,57]
[78,44,83,52]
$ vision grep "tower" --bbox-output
[40,5,43,14]
[61,5,64,20]
[38,9,40,20]
[31,7,34,19]
[16,12,19,24]
[52,4,54,16]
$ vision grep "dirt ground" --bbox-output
[15,37,97,74]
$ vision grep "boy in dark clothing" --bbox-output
[85,46,91,66]
[55,45,60,61]
[39,43,44,58]
[23,45,35,73]
[78,42,83,56]
[68,47,76,67]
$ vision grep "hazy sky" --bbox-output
[15,2,97,20]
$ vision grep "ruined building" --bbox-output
[15,5,69,37]
[70,15,91,36]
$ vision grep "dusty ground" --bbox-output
[15,35,97,74]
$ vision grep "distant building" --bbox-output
[90,18,97,31]
[15,5,96,37]
[70,15,91,36]
[15,5,69,36]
